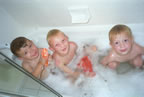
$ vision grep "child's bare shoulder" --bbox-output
[22,62,32,72]
[132,43,144,53]
[70,41,77,45]
[22,60,29,66]
[135,43,143,49]
[70,41,78,48]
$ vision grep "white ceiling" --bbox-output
[0,0,144,27]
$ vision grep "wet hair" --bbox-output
[47,29,65,45]
[109,24,133,43]
[10,37,30,57]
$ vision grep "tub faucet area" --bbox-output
[0,43,10,50]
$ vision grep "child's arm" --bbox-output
[22,62,44,79]
[32,59,47,79]
[100,53,119,69]
[57,63,75,75]
[134,43,144,55]
[23,54,49,79]
[58,64,80,79]
[100,55,110,66]
[90,45,97,52]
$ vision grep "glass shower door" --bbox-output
[0,49,62,97]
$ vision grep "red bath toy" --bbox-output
[78,56,94,73]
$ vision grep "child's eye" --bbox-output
[115,42,119,45]
[62,39,65,42]
[124,39,128,42]
[24,52,27,55]
[29,44,32,48]
[55,44,59,47]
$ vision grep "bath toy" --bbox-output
[78,56,94,73]
[41,48,49,67]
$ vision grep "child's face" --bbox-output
[17,40,39,60]
[110,33,133,56]
[49,32,69,56]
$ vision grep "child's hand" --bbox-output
[91,45,97,52]
[83,45,97,56]
[72,71,80,79]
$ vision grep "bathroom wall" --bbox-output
[0,0,144,45]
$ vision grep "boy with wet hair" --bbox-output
[101,24,144,69]
[47,29,96,82]
[10,37,50,80]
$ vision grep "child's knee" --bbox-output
[133,56,143,67]
[108,62,118,69]
[133,60,143,67]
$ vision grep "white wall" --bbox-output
[1,0,144,27]
[0,0,144,46]
[0,7,37,47]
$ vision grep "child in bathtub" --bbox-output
[101,24,144,69]
[47,29,96,82]
[10,37,51,80]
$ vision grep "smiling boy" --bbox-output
[101,24,144,69]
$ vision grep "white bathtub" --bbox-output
[24,23,144,97]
